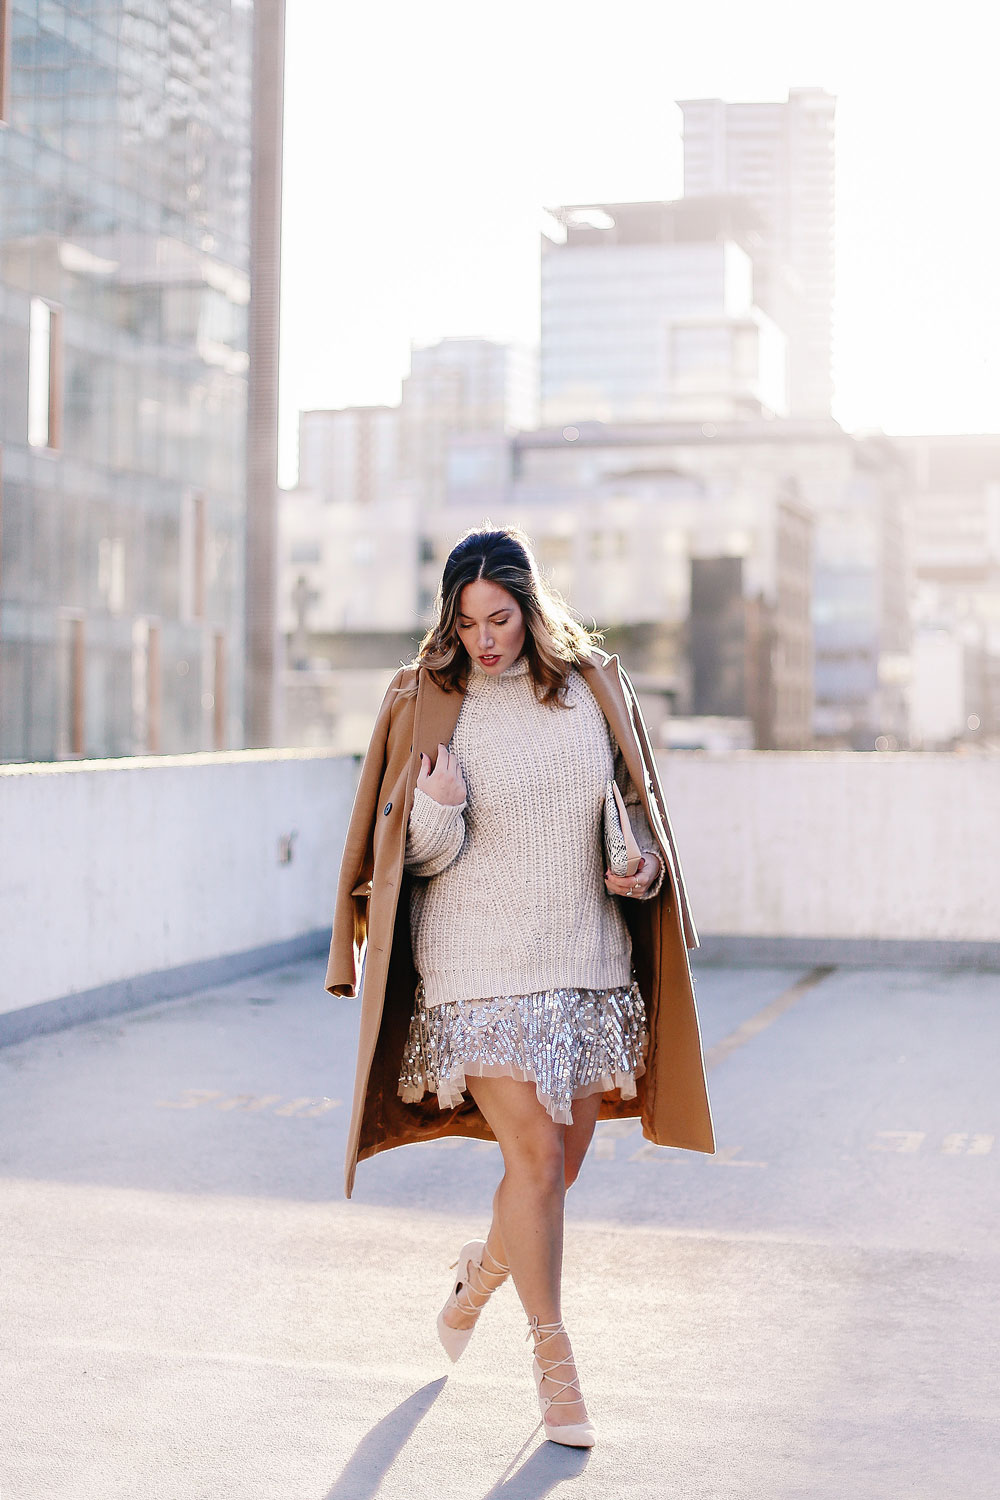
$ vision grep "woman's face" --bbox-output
[456,579,526,675]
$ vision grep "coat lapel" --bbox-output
[579,653,684,896]
[578,654,639,779]
[408,670,466,806]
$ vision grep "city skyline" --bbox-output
[278,0,1000,487]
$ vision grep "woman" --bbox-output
[325,526,715,1448]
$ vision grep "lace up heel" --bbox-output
[436,1239,510,1361]
[527,1316,596,1447]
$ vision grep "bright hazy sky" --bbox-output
[277,0,999,488]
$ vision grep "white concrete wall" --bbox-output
[0,749,995,1021]
[0,750,357,1017]
[657,751,998,943]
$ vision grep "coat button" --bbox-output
[383,801,392,815]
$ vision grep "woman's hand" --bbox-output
[416,743,467,807]
[605,852,661,899]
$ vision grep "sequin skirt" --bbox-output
[398,977,647,1126]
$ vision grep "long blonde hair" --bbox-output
[404,525,602,704]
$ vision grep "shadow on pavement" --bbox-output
[324,1377,447,1499]
[480,1432,590,1499]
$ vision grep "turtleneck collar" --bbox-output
[468,653,531,682]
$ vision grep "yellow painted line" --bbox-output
[154,1090,342,1116]
[627,1140,766,1167]
[712,1144,767,1168]
[628,1141,690,1164]
[869,1131,926,1152]
[702,964,836,1071]
[869,1131,995,1155]
[214,1093,283,1112]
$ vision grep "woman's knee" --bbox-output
[504,1132,566,1194]
[467,1076,567,1193]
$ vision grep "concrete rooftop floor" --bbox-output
[1,954,997,1499]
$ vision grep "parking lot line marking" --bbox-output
[702,964,836,1071]
[272,1096,341,1116]
[598,1119,642,1139]
[213,1094,283,1112]
[713,1144,767,1168]
[869,1131,926,1152]
[628,1141,691,1164]
[155,1089,224,1109]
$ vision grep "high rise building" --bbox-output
[679,88,836,418]
[276,337,537,746]
[540,198,787,428]
[0,0,284,761]
[895,434,1000,741]
[441,418,910,751]
[400,335,537,512]
[297,405,400,508]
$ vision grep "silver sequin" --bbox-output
[398,978,647,1125]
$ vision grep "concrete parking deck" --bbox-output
[1,956,997,1499]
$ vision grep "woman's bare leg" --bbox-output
[440,1182,510,1329]
[458,1075,596,1427]
[443,1087,605,1333]
[562,1091,604,1188]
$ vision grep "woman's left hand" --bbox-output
[605,852,661,899]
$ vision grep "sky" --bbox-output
[277,0,1000,488]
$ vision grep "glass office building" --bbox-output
[0,0,267,761]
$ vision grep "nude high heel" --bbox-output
[527,1316,596,1447]
[436,1239,510,1361]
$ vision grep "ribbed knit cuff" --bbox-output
[636,848,667,901]
[409,784,467,830]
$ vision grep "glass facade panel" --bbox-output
[26,293,52,445]
[0,0,255,760]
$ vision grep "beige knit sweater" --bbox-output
[404,655,664,1007]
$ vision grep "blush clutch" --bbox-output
[603,780,642,878]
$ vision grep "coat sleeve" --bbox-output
[618,664,700,948]
[610,729,666,902]
[325,667,408,997]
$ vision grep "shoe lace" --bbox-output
[526,1316,585,1410]
[451,1243,510,1317]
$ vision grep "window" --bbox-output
[289,541,321,564]
[147,621,162,754]
[212,630,226,750]
[179,491,207,619]
[57,612,85,757]
[0,0,10,124]
[27,298,63,450]
[131,618,162,754]
[97,537,126,614]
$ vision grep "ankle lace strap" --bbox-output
[526,1316,583,1409]
[452,1243,510,1316]
[526,1315,566,1344]
[480,1243,510,1277]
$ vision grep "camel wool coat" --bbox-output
[325,648,716,1198]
